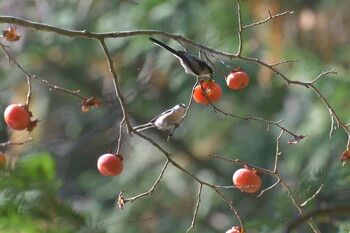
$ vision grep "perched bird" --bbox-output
[149,37,213,78]
[133,104,186,134]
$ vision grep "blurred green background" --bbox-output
[0,0,350,232]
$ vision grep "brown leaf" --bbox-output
[26,119,40,132]
[81,97,101,112]
[340,150,350,163]
[2,26,21,42]
[117,191,125,209]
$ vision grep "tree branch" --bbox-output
[186,184,203,233]
[243,10,294,29]
[284,206,350,233]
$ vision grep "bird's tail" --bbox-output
[133,123,155,132]
[149,37,180,57]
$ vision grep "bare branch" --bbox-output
[273,130,284,173]
[0,138,33,147]
[301,184,324,207]
[258,179,281,197]
[270,59,298,67]
[166,79,198,141]
[236,0,243,55]
[30,75,86,99]
[0,16,220,54]
[116,118,125,155]
[124,160,169,204]
[208,154,273,175]
[126,130,245,228]
[309,69,337,84]
[25,74,32,106]
[203,53,228,77]
[279,180,320,233]
[214,185,235,189]
[209,131,321,232]
[243,10,294,29]
[98,39,133,133]
[186,184,203,233]
[308,83,342,138]
[209,104,302,139]
[284,206,350,233]
[0,43,30,75]
[0,43,87,100]
[211,187,245,230]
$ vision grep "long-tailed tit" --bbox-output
[133,103,186,134]
[149,37,213,78]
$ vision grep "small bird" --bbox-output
[133,103,187,134]
[149,37,213,78]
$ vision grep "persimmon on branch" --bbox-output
[210,130,322,232]
[0,0,348,232]
[0,15,345,143]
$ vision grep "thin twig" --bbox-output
[25,74,32,106]
[279,180,320,233]
[124,160,170,203]
[270,59,298,67]
[243,10,294,29]
[309,69,337,84]
[208,154,273,175]
[284,206,350,233]
[132,130,244,228]
[210,131,320,232]
[0,43,87,100]
[301,184,324,207]
[30,75,86,99]
[116,118,125,154]
[236,0,243,55]
[258,179,281,197]
[98,39,133,133]
[0,138,33,147]
[213,185,235,189]
[166,79,197,141]
[308,83,342,138]
[211,105,299,137]
[203,53,228,78]
[280,180,302,212]
[186,184,203,233]
[273,130,284,173]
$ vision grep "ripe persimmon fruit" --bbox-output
[4,104,31,130]
[97,153,123,176]
[193,80,222,104]
[233,167,261,193]
[226,69,249,90]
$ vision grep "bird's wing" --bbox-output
[149,108,173,123]
[184,53,213,76]
[177,52,201,75]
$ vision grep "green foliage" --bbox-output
[0,153,85,233]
